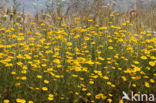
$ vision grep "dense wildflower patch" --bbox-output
[0,16,155,103]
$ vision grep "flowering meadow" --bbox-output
[0,11,156,103]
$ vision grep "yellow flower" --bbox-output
[108,39,113,42]
[133,61,139,64]
[55,75,61,78]
[84,37,90,41]
[53,59,61,64]
[80,77,84,81]
[18,33,24,36]
[48,97,54,101]
[16,98,21,102]
[146,67,151,70]
[42,64,47,67]
[95,95,100,99]
[140,56,147,60]
[133,66,141,72]
[67,42,72,46]
[87,60,94,65]
[72,74,78,77]
[87,92,91,96]
[109,94,112,97]
[49,94,54,97]
[15,82,21,86]
[82,88,87,91]
[17,54,23,59]
[28,101,34,103]
[145,82,150,88]
[111,84,116,87]
[75,92,79,95]
[150,79,155,83]
[17,62,23,66]
[89,80,94,84]
[27,31,32,35]
[57,17,61,20]
[132,84,136,87]
[121,76,127,81]
[16,99,26,103]
[17,36,24,41]
[74,34,80,39]
[21,76,27,80]
[21,70,27,74]
[37,75,42,79]
[149,61,155,67]
[48,94,54,101]
[99,27,107,30]
[98,57,105,61]
[103,76,109,80]
[107,81,112,85]
[3,99,10,103]
[91,42,95,45]
[11,71,16,75]
[107,98,112,103]
[119,99,123,103]
[36,88,39,90]
[95,93,107,99]
[42,87,48,91]
[44,80,49,84]
[41,23,45,26]
[108,46,113,50]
